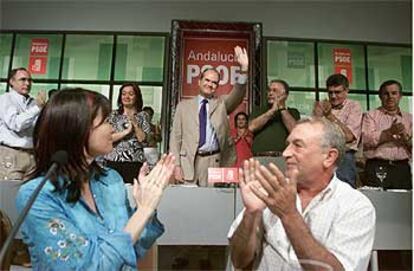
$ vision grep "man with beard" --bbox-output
[362,80,412,189]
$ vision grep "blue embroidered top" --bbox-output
[15,169,164,271]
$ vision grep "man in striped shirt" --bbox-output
[313,74,362,188]
[228,118,375,270]
[362,80,412,189]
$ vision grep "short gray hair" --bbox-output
[269,79,290,95]
[296,117,345,165]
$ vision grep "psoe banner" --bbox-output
[333,48,352,84]
[29,38,49,74]
[181,37,249,98]
[208,167,239,184]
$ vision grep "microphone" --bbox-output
[0,150,69,266]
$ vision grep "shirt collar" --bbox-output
[298,173,337,215]
[379,106,402,117]
[331,99,348,110]
[319,173,337,199]
[10,88,33,103]
[93,169,110,186]
[198,95,211,104]
[310,174,336,202]
[56,169,110,189]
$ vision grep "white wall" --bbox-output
[0,1,411,43]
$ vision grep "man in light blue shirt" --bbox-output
[0,67,46,180]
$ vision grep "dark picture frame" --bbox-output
[164,20,263,150]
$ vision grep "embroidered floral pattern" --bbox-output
[16,171,165,269]
[44,219,88,262]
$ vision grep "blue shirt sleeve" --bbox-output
[16,182,137,271]
[135,212,165,259]
[124,188,165,259]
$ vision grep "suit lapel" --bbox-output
[191,97,199,127]
[208,97,219,117]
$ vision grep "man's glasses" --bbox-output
[328,90,345,96]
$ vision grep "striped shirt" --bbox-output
[362,107,412,161]
[331,99,363,151]
[228,175,376,271]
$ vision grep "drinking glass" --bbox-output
[375,165,387,190]
[143,147,159,169]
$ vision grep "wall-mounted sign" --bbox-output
[287,51,306,69]
[333,48,352,83]
[181,36,249,128]
[181,37,248,98]
[180,35,250,128]
[29,39,49,74]
[208,167,239,184]
[167,21,262,145]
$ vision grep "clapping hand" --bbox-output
[313,101,324,117]
[239,159,266,214]
[133,153,175,212]
[270,97,280,113]
[388,120,411,146]
[320,100,332,116]
[276,93,288,109]
[36,91,47,108]
[250,162,299,219]
[313,100,331,118]
[123,120,133,134]
[130,121,145,142]
[390,120,407,139]
[269,93,287,113]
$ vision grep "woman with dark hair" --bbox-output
[104,83,152,183]
[231,112,253,168]
[16,88,175,270]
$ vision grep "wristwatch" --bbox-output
[279,107,287,112]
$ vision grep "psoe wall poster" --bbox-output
[180,35,249,128]
[181,37,248,98]
[29,38,49,75]
[333,48,353,83]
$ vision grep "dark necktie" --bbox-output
[198,99,208,148]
